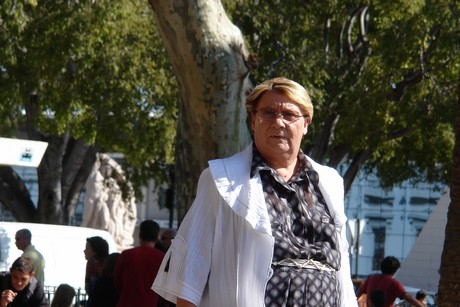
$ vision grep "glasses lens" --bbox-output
[256,110,303,123]
[259,111,275,121]
[282,113,297,122]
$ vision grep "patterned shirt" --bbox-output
[251,145,341,306]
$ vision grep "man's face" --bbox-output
[10,269,33,292]
[14,232,29,251]
[251,91,310,164]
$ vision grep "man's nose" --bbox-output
[272,114,287,126]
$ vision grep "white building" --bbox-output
[344,170,446,279]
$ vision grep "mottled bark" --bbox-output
[149,0,252,222]
[438,77,460,306]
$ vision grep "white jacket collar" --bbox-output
[208,144,345,234]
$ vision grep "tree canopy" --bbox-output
[0,0,178,223]
[224,0,458,191]
[0,0,458,226]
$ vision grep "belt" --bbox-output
[272,258,336,272]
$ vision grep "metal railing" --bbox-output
[44,286,88,306]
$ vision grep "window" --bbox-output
[364,195,394,206]
[409,197,439,206]
[372,227,386,271]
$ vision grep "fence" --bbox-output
[44,286,88,306]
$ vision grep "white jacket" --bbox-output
[152,144,357,307]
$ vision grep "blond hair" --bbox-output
[245,77,313,120]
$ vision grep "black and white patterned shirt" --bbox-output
[251,145,341,306]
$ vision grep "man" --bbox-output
[0,256,48,307]
[152,78,357,306]
[114,220,165,307]
[414,290,427,306]
[15,229,45,286]
[356,256,423,307]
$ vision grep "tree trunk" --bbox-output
[64,145,98,224]
[37,134,69,224]
[149,0,252,222]
[36,134,98,225]
[0,166,37,221]
[438,76,460,305]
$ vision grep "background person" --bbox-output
[0,256,48,307]
[51,283,75,307]
[114,220,165,307]
[356,256,423,307]
[15,229,46,286]
[155,228,177,253]
[83,236,109,300]
[152,77,357,306]
[414,290,427,306]
[89,252,120,307]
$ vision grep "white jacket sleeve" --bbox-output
[152,168,219,305]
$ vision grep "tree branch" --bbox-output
[388,25,442,102]
[0,166,37,221]
[308,113,340,163]
[343,148,374,194]
[64,145,98,224]
[328,143,351,168]
[61,139,91,207]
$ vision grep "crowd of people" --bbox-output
[83,220,175,307]
[0,223,175,307]
[0,225,434,307]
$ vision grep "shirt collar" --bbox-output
[250,144,313,181]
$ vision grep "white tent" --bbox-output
[394,190,450,292]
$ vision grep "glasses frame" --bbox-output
[253,109,308,124]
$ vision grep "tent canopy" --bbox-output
[394,190,449,292]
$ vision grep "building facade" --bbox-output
[344,170,446,279]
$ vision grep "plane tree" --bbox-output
[225,0,457,191]
[438,74,460,305]
[150,1,460,302]
[150,0,458,222]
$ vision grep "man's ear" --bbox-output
[303,117,311,135]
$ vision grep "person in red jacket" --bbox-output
[356,256,423,307]
[114,220,165,307]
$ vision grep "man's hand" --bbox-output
[177,298,197,307]
[403,292,425,307]
[1,290,17,307]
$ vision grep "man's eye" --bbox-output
[260,111,276,118]
[282,112,297,120]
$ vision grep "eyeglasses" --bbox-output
[254,109,307,124]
